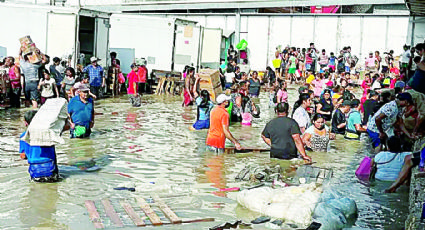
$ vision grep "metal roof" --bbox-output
[82,0,405,13]
[405,0,425,15]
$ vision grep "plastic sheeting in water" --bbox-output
[236,183,323,228]
[313,189,358,230]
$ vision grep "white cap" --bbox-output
[90,56,100,62]
[216,94,231,104]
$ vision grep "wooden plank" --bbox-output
[162,217,215,225]
[136,197,163,226]
[152,195,182,224]
[101,199,124,227]
[84,200,105,229]
[120,200,146,227]
[225,147,270,154]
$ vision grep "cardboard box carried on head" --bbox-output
[197,69,222,103]
[19,35,42,64]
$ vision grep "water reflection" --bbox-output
[19,183,62,228]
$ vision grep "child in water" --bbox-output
[20,110,59,182]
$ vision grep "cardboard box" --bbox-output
[19,35,38,56]
[19,35,33,46]
[27,51,42,64]
[198,69,222,102]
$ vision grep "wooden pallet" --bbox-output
[224,147,270,154]
[85,197,214,228]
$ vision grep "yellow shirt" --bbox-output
[332,93,341,99]
[306,75,315,84]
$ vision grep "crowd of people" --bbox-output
[2,38,425,193]
[0,51,141,109]
[195,41,425,193]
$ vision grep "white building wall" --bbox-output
[159,14,409,71]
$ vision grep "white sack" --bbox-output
[237,183,322,228]
[22,98,68,146]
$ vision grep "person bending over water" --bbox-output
[20,110,59,182]
[303,114,335,152]
[206,94,242,153]
[262,102,312,163]
[371,136,412,183]
[190,75,214,131]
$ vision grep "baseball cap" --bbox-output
[216,94,231,104]
[298,86,308,94]
[90,56,100,62]
[394,81,406,89]
[341,100,351,107]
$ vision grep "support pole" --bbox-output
[235,8,241,45]
[411,15,416,46]
[359,16,364,59]
[385,16,389,51]
[266,16,271,69]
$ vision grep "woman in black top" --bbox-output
[316,89,334,121]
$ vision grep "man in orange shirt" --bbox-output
[206,94,241,152]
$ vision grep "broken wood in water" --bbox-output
[102,199,124,227]
[85,197,214,228]
[152,194,182,224]
[136,197,163,226]
[84,200,104,229]
[224,147,270,154]
[120,200,146,226]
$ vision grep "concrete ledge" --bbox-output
[406,167,425,229]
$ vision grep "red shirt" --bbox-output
[127,70,138,95]
[206,106,229,149]
[137,66,147,83]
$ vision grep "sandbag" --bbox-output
[22,98,68,146]
[326,197,358,219]
[313,202,347,230]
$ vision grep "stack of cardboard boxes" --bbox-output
[19,35,42,64]
[197,69,222,102]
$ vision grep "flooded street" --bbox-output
[0,87,409,229]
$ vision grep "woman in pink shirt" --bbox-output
[276,81,288,103]
[311,74,324,97]
[365,52,376,72]
[361,73,372,96]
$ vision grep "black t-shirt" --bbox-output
[262,116,301,159]
[331,108,346,134]
[319,98,334,121]
[362,99,378,125]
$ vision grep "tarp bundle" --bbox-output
[22,98,68,146]
[237,183,322,228]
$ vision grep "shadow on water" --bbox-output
[0,91,411,229]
